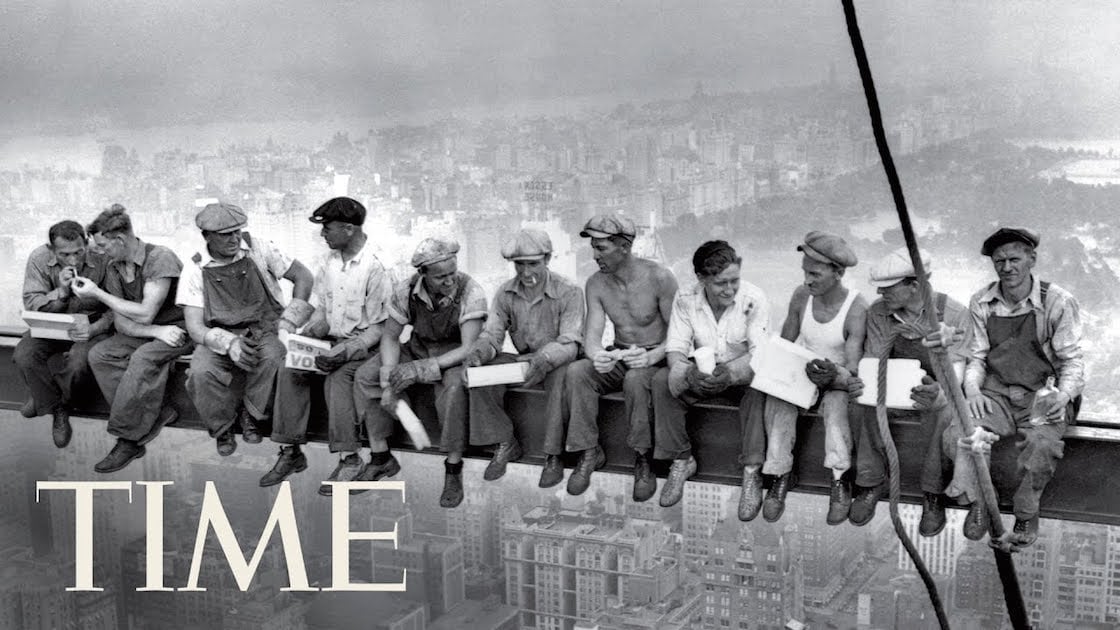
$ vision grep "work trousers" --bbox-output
[89,332,195,443]
[186,333,285,438]
[13,332,106,414]
[469,353,568,455]
[852,402,956,496]
[271,354,369,453]
[564,358,658,454]
[762,390,851,476]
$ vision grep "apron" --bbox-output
[201,255,283,333]
[406,273,467,359]
[986,310,1053,392]
[115,243,183,325]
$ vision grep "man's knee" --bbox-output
[651,367,672,397]
[354,356,382,390]
[13,336,47,368]
[566,359,599,388]
[622,367,655,396]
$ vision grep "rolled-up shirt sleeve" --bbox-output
[475,292,512,357]
[963,297,991,395]
[460,280,489,324]
[664,295,693,357]
[538,285,585,368]
[1049,296,1085,398]
[386,278,412,326]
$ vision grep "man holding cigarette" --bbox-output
[176,202,314,456]
[354,237,488,508]
[16,220,111,447]
[260,197,393,494]
[561,214,678,500]
[465,228,585,487]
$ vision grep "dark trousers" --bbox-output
[186,333,285,437]
[13,332,106,414]
[354,351,469,453]
[469,353,567,455]
[650,366,767,466]
[271,355,368,453]
[88,332,195,443]
[852,402,952,495]
[564,358,657,453]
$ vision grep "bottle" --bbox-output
[1030,376,1060,426]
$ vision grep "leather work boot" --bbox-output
[738,467,764,522]
[632,452,657,503]
[659,456,697,508]
[238,408,262,444]
[826,478,852,526]
[566,446,606,496]
[763,472,795,522]
[352,453,402,490]
[440,460,464,508]
[259,446,308,487]
[52,405,72,448]
[138,407,179,446]
[538,455,565,489]
[483,441,522,481]
[1011,516,1039,548]
[216,430,237,456]
[319,453,367,496]
[919,492,947,537]
[962,501,990,541]
[20,399,37,418]
[848,483,885,526]
[94,439,146,473]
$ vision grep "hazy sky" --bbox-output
[2,0,1118,131]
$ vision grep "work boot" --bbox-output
[238,408,262,444]
[20,399,37,418]
[738,467,764,522]
[319,453,367,496]
[259,446,308,487]
[763,472,795,522]
[1011,516,1039,547]
[51,405,72,449]
[483,441,522,481]
[440,460,464,508]
[919,492,947,537]
[566,446,605,496]
[963,502,990,541]
[849,483,885,526]
[138,407,179,446]
[216,430,237,456]
[538,455,564,489]
[353,452,401,488]
[659,456,697,508]
[94,439,146,473]
[826,478,852,526]
[632,453,657,503]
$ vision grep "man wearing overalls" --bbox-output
[177,202,314,456]
[848,248,975,539]
[72,205,193,473]
[964,227,1083,547]
[354,237,488,508]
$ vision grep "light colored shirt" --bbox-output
[475,271,584,367]
[665,279,770,364]
[176,236,293,309]
[387,273,488,326]
[305,242,391,353]
[964,275,1084,398]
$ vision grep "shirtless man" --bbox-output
[561,214,678,500]
[756,232,866,524]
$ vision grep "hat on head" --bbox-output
[196,202,247,234]
[869,247,932,288]
[980,227,1040,257]
[309,197,366,226]
[580,213,637,240]
[797,231,858,268]
[501,229,552,261]
[411,237,460,268]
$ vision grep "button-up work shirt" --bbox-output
[22,244,108,315]
[864,291,971,362]
[475,271,584,367]
[964,276,1084,398]
[387,273,488,327]
[665,279,770,364]
[176,236,293,309]
[306,243,391,354]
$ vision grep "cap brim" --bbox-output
[580,229,613,238]
[308,215,326,224]
[506,254,548,262]
[214,224,245,234]
[412,253,456,268]
[797,244,833,265]
[868,277,906,288]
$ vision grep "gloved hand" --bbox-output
[315,351,347,373]
[229,337,261,369]
[380,387,399,411]
[910,375,947,411]
[465,345,489,368]
[522,353,552,388]
[389,358,441,394]
[806,358,838,388]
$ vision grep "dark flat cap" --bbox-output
[981,227,1040,256]
[580,213,636,240]
[196,202,247,233]
[797,231,858,268]
[309,197,366,226]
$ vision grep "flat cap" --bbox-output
[869,247,932,288]
[309,196,366,226]
[411,237,460,268]
[580,213,636,240]
[501,229,552,261]
[981,227,1040,256]
[797,231,858,268]
[196,202,247,233]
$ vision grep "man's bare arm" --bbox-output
[73,277,173,324]
[583,275,608,359]
[780,286,807,342]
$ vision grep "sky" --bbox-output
[1,0,1119,133]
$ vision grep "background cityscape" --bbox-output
[3,1,1120,628]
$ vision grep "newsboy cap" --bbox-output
[309,197,366,226]
[981,227,1040,257]
[195,202,247,234]
[868,247,932,288]
[411,237,460,268]
[580,213,637,240]
[501,229,552,261]
[797,231,858,268]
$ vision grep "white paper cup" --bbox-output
[693,347,716,375]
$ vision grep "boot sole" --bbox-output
[94,446,147,473]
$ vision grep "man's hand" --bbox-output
[966,391,995,419]
[591,350,617,374]
[68,318,91,342]
[910,375,946,411]
[154,325,188,347]
[685,363,707,392]
[465,346,488,368]
[229,338,261,369]
[315,352,347,373]
[699,364,732,395]
[806,358,838,388]
[522,353,551,388]
[389,359,440,394]
[922,324,964,353]
[70,276,99,299]
[1046,391,1071,421]
[380,388,399,411]
[620,347,651,369]
[58,266,77,296]
[303,320,330,339]
[846,376,865,400]
[277,319,297,334]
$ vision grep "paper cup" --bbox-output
[693,347,716,375]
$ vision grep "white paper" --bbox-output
[748,334,822,410]
[21,310,89,341]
